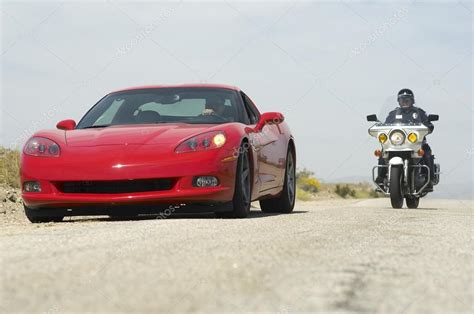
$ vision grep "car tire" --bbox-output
[220,144,252,218]
[24,205,64,223]
[260,147,296,213]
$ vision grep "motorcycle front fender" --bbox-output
[388,156,404,166]
[388,156,404,184]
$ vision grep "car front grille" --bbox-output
[57,178,175,194]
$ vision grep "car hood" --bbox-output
[65,124,218,147]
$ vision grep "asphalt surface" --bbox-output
[1,198,472,313]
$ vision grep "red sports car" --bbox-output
[20,84,296,222]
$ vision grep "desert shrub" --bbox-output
[298,176,321,193]
[335,184,356,198]
[296,168,321,193]
[296,168,314,180]
[296,187,313,201]
[0,147,21,188]
[369,189,381,198]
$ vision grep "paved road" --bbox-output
[1,198,472,313]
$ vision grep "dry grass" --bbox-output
[0,147,21,189]
[296,187,314,201]
[319,182,383,199]
[295,166,383,201]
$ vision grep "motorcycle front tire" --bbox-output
[390,165,404,209]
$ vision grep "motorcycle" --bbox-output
[366,114,440,209]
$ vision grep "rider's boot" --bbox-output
[375,176,385,188]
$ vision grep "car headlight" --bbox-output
[407,133,418,143]
[175,131,226,153]
[390,130,405,146]
[24,137,61,157]
[378,133,388,144]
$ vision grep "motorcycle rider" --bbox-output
[375,89,435,189]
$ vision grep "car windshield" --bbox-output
[76,88,242,129]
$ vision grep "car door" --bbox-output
[241,93,286,192]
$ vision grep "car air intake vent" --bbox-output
[58,179,174,194]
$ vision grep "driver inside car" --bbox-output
[201,96,233,121]
[375,88,436,190]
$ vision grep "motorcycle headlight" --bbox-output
[24,137,61,157]
[390,130,405,146]
[408,133,418,143]
[175,131,226,153]
[378,133,388,144]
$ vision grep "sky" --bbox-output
[1,0,472,199]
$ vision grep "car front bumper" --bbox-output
[21,145,238,211]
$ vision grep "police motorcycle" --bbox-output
[366,114,440,208]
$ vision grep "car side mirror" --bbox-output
[255,112,284,131]
[366,114,378,122]
[56,119,76,131]
[428,114,439,122]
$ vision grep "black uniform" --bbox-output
[378,106,435,181]
[384,106,434,133]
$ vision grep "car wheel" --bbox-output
[24,205,64,223]
[222,144,252,218]
[260,147,296,213]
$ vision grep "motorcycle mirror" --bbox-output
[428,114,439,122]
[366,114,378,122]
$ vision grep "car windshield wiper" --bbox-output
[82,124,112,129]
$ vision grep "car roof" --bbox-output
[112,84,241,93]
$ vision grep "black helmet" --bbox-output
[397,88,415,102]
